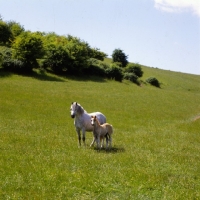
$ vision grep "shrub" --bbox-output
[83,65,105,76]
[83,58,106,76]
[2,58,25,72]
[105,64,123,82]
[146,77,160,87]
[123,72,139,84]
[0,46,35,73]
[124,63,143,77]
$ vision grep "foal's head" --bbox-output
[91,115,97,126]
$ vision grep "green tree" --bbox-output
[42,33,108,75]
[0,21,12,46]
[12,31,44,72]
[43,43,70,74]
[112,48,128,67]
[7,21,25,39]
[88,47,107,61]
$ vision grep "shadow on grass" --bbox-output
[66,74,107,83]
[0,68,66,82]
[0,68,107,83]
[93,145,125,154]
[0,68,12,78]
[31,70,66,82]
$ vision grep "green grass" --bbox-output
[0,68,200,199]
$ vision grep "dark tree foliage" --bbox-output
[0,21,12,46]
[112,48,128,67]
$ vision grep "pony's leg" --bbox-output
[90,131,95,147]
[82,129,86,146]
[76,128,81,146]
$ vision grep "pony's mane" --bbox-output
[77,103,86,115]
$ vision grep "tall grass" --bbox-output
[0,68,200,199]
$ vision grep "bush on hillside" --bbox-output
[105,64,123,82]
[2,58,25,72]
[83,58,107,76]
[124,63,143,77]
[146,77,160,88]
[0,46,36,73]
[123,72,139,84]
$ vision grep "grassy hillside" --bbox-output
[0,67,200,199]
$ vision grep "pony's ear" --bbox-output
[71,102,73,104]
[76,102,77,105]
[94,116,97,119]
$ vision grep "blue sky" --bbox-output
[0,0,200,75]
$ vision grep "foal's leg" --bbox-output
[100,136,104,148]
[109,135,112,149]
[97,135,101,149]
[105,133,109,149]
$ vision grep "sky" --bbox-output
[0,0,200,75]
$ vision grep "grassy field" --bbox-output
[0,67,200,199]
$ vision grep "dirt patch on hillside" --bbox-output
[194,115,200,121]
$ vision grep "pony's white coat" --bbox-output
[70,102,106,146]
[91,115,113,149]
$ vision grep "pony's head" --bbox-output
[91,115,97,126]
[70,102,77,118]
[70,102,84,118]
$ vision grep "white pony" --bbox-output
[91,115,113,149]
[70,102,106,146]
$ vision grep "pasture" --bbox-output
[0,68,200,199]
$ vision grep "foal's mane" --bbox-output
[94,116,101,126]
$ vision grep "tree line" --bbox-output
[0,16,144,83]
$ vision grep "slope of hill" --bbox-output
[0,66,199,199]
